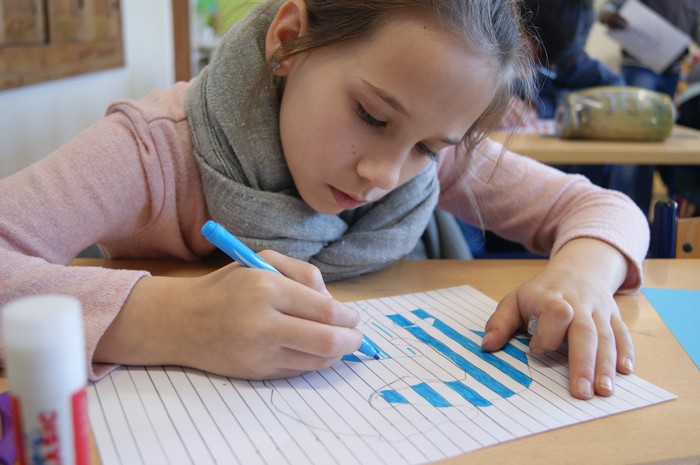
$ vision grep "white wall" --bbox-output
[0,0,174,179]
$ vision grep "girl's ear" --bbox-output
[265,0,308,76]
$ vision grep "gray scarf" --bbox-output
[185,0,438,281]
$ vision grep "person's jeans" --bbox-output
[615,66,681,216]
[608,165,655,215]
[621,65,680,98]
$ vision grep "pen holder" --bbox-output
[650,200,679,258]
[554,86,675,141]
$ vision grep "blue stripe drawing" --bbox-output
[354,309,532,408]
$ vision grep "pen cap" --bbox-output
[3,294,87,396]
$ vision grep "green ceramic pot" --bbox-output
[554,86,674,141]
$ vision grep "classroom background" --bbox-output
[0,0,696,215]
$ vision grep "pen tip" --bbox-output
[373,354,380,360]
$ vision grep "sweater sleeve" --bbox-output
[0,83,212,380]
[436,138,650,293]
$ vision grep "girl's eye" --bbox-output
[416,143,438,161]
[356,104,387,128]
[356,102,437,160]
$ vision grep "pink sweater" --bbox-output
[0,82,650,379]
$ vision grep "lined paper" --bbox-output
[88,285,676,465]
[605,0,689,73]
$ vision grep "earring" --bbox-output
[268,58,282,97]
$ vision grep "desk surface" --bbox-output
[492,125,700,165]
[3,258,699,465]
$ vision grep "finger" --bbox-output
[278,348,344,373]
[528,298,573,355]
[273,315,364,358]
[261,249,329,295]
[225,339,346,380]
[239,357,339,380]
[566,314,597,400]
[612,313,635,375]
[614,16,628,29]
[591,311,617,397]
[482,292,524,351]
[271,277,360,328]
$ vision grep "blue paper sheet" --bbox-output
[642,288,700,369]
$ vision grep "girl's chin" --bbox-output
[299,193,344,215]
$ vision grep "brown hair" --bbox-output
[271,0,537,154]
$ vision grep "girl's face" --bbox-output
[277,11,498,215]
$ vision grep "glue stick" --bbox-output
[3,294,90,465]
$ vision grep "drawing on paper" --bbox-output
[261,306,534,439]
[87,285,677,465]
[372,309,532,409]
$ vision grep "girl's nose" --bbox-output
[355,150,405,191]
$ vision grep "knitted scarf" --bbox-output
[185,0,438,281]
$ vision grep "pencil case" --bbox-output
[554,86,675,141]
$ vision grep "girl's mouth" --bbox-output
[330,186,367,210]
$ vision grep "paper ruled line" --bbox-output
[88,285,676,465]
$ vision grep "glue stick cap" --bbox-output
[3,294,87,396]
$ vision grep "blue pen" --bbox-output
[201,220,380,360]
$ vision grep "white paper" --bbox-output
[88,285,676,465]
[605,0,689,74]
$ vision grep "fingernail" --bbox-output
[598,374,613,393]
[527,315,539,336]
[481,332,492,348]
[623,357,634,372]
[576,377,593,399]
[338,301,360,326]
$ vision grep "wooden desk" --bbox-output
[492,125,700,165]
[2,258,699,465]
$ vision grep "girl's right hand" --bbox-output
[94,250,363,379]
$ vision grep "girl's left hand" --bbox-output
[480,238,635,400]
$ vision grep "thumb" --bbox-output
[481,292,524,352]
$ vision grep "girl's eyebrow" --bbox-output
[361,79,460,146]
[361,79,409,116]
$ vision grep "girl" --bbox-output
[0,0,649,400]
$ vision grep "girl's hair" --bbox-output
[271,0,538,154]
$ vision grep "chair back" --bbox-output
[649,200,700,259]
[676,216,700,258]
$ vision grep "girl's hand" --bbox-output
[480,238,635,400]
[95,250,363,379]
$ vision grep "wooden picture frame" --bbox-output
[0,0,124,91]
